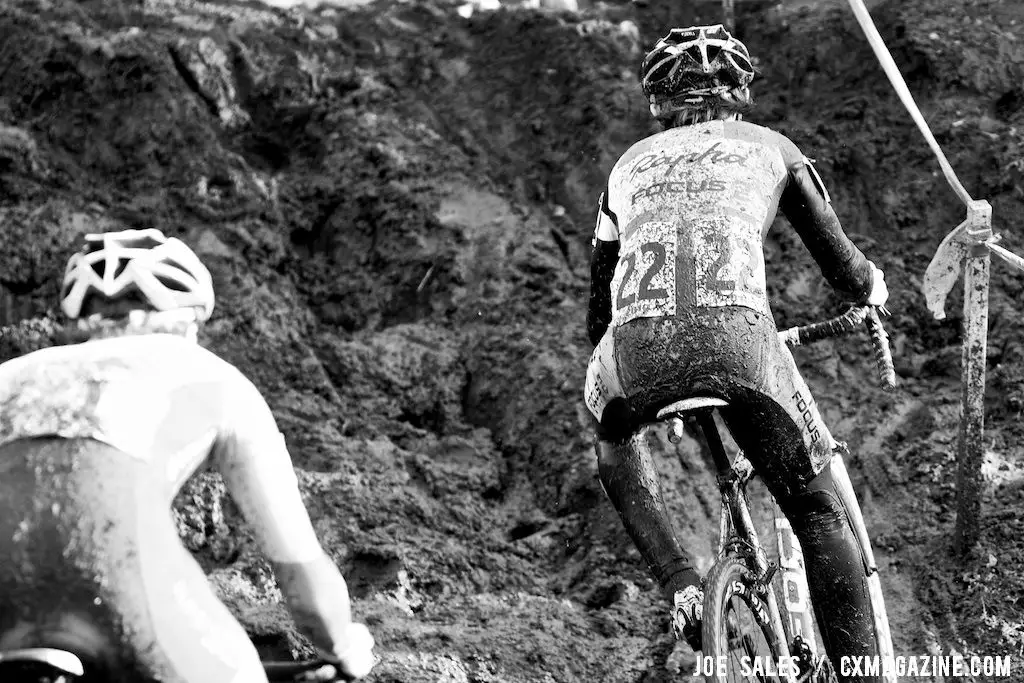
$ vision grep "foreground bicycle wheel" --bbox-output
[701,556,790,683]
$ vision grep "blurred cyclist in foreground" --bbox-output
[0,229,375,682]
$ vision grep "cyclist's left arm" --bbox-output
[212,377,326,567]
[587,188,620,346]
[211,373,372,675]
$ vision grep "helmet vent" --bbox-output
[113,259,130,279]
[157,258,193,292]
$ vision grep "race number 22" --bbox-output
[615,242,669,308]
[611,219,677,326]
[694,224,768,315]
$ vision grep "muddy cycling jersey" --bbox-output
[0,333,353,681]
[0,333,323,566]
[587,119,874,344]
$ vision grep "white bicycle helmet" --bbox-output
[60,229,215,322]
[640,25,755,116]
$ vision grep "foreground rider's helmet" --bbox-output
[60,228,215,322]
[640,25,755,116]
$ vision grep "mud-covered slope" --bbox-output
[1,0,1023,680]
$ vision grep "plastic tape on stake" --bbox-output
[845,0,972,206]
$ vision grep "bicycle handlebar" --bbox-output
[264,660,353,682]
[777,305,896,392]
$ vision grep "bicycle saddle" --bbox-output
[656,396,729,419]
[0,647,85,676]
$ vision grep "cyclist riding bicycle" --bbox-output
[0,229,375,682]
[584,25,888,681]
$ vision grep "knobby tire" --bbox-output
[701,555,789,683]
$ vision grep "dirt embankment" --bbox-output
[0,0,1022,680]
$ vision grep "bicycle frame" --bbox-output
[773,509,819,656]
[690,410,794,665]
[691,408,897,683]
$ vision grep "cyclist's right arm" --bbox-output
[587,187,621,346]
[776,136,883,305]
[212,369,374,678]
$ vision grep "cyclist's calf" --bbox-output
[776,466,850,541]
[593,417,701,602]
[775,460,880,682]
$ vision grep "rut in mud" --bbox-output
[0,0,1022,680]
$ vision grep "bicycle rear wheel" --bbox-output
[701,555,791,683]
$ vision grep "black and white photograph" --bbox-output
[0,0,1021,681]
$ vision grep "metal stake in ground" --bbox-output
[846,0,1024,555]
[923,201,991,555]
[924,202,1024,555]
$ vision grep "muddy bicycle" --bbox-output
[657,305,897,683]
[0,646,349,683]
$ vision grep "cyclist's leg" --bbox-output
[0,437,267,683]
[719,343,881,681]
[584,326,702,601]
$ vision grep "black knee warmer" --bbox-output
[595,435,699,598]
[776,466,879,680]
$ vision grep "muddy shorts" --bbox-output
[0,437,267,683]
[584,307,837,491]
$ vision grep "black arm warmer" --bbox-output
[587,239,620,346]
[779,162,874,302]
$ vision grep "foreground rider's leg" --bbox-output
[722,364,881,683]
[594,402,701,600]
[585,324,704,650]
[773,464,879,682]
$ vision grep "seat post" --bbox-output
[695,410,732,474]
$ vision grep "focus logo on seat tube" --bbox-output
[792,390,821,444]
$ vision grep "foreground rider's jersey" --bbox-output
[587,119,874,344]
[0,333,322,566]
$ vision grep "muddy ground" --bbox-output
[0,0,1023,680]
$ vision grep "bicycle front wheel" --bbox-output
[701,555,791,683]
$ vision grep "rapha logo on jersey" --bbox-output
[631,179,727,205]
[629,142,749,180]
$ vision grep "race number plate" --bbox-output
[610,219,677,326]
[693,213,768,315]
